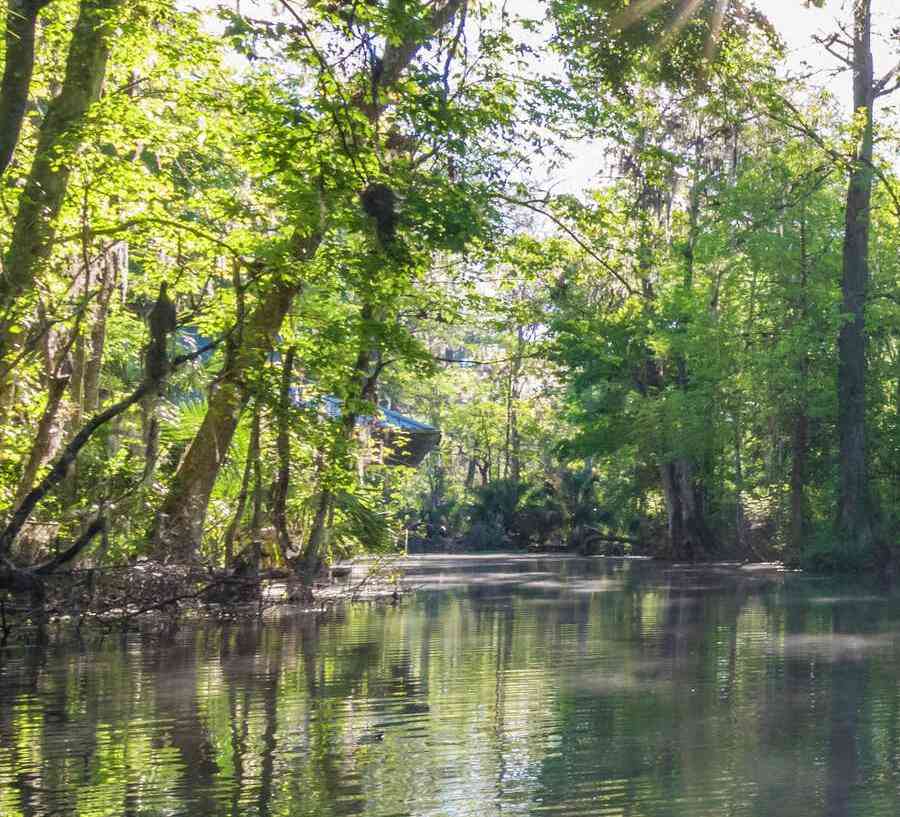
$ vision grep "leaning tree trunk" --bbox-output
[0,0,124,371]
[222,401,260,565]
[12,245,121,524]
[245,406,265,574]
[151,0,466,562]
[0,334,205,595]
[836,0,879,562]
[301,481,332,581]
[152,280,298,559]
[12,372,69,509]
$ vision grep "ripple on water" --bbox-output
[3,557,900,816]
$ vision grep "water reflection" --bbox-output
[3,556,900,816]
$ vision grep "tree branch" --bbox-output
[814,33,854,68]
[50,215,246,260]
[33,517,105,576]
[0,337,222,558]
[874,59,900,97]
[435,352,544,365]
[495,192,638,296]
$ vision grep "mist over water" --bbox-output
[3,555,900,817]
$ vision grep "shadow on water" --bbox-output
[3,555,900,816]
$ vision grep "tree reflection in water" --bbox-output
[1,556,899,817]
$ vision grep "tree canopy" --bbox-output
[0,0,897,591]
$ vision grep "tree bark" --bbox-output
[82,243,123,415]
[0,0,124,364]
[0,339,212,558]
[506,324,524,484]
[222,404,256,565]
[733,412,748,554]
[249,405,263,547]
[248,405,262,576]
[0,0,54,176]
[152,279,299,559]
[12,371,69,509]
[300,321,375,578]
[270,346,295,563]
[836,0,879,561]
[789,411,809,556]
[788,209,810,563]
[464,454,477,490]
[12,245,122,520]
[659,458,714,561]
[630,161,716,560]
[301,480,331,580]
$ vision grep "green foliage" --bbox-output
[0,0,896,578]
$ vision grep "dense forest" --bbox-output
[0,0,897,603]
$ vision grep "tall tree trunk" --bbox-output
[503,365,512,480]
[270,347,295,563]
[12,372,69,509]
[733,412,748,554]
[81,243,123,415]
[0,0,54,176]
[631,158,716,561]
[789,411,809,558]
[663,172,714,560]
[71,243,123,493]
[301,478,332,580]
[836,0,879,561]
[464,454,477,490]
[0,0,124,366]
[508,325,524,484]
[11,299,73,514]
[222,403,257,566]
[509,402,520,485]
[788,210,810,563]
[300,319,375,578]
[249,405,264,568]
[13,248,120,516]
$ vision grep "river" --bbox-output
[2,554,900,816]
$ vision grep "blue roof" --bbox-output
[379,406,438,433]
[319,396,437,434]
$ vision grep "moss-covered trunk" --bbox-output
[152,280,299,560]
[0,0,124,369]
[0,0,54,175]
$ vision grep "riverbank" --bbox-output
[0,556,407,646]
[0,551,810,647]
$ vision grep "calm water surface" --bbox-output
[3,555,900,816]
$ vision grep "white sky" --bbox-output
[530,0,900,193]
[194,1,898,193]
[755,0,898,84]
